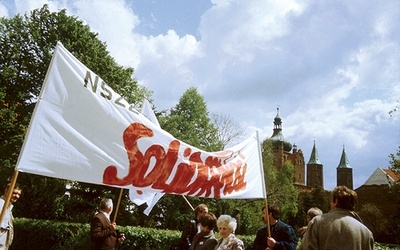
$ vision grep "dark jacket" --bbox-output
[189,231,217,250]
[90,212,118,250]
[179,218,198,250]
[252,220,297,250]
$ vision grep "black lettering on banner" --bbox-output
[83,70,139,115]
[100,81,112,100]
[83,71,98,93]
[115,96,125,108]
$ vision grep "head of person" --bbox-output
[262,204,280,223]
[99,198,113,214]
[306,207,323,222]
[331,185,357,211]
[4,183,22,203]
[217,215,237,239]
[194,203,208,219]
[198,212,217,234]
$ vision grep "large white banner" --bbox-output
[16,42,265,199]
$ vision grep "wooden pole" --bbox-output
[0,170,19,223]
[181,195,194,211]
[256,131,271,238]
[112,188,124,223]
[264,198,271,237]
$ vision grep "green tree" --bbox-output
[262,140,299,221]
[359,203,388,241]
[0,5,150,222]
[160,87,222,151]
[146,87,224,231]
[294,185,329,229]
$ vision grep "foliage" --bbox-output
[159,87,222,152]
[12,217,259,250]
[293,185,329,229]
[151,87,224,231]
[13,218,400,250]
[13,173,67,221]
[302,185,329,213]
[0,5,150,222]
[389,146,400,179]
[262,140,299,221]
[359,203,389,240]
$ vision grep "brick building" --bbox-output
[265,108,354,190]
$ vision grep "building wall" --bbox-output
[287,149,305,185]
[337,168,353,189]
[307,164,324,188]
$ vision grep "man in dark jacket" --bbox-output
[252,204,297,250]
[178,204,208,250]
[90,198,125,250]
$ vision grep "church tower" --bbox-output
[307,141,324,188]
[337,146,353,189]
[266,108,305,185]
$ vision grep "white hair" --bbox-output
[217,214,237,233]
[99,198,113,210]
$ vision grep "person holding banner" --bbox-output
[252,204,297,250]
[0,183,22,250]
[179,204,209,250]
[189,212,218,250]
[90,198,125,250]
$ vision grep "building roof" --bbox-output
[307,140,322,165]
[363,167,397,186]
[337,146,352,169]
[267,108,292,152]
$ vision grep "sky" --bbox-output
[1,0,399,191]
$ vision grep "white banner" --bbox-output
[16,42,265,199]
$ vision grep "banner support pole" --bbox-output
[181,195,194,211]
[0,170,19,224]
[256,131,271,238]
[112,188,124,223]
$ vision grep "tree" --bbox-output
[211,113,246,148]
[160,87,222,152]
[146,87,222,230]
[359,203,388,241]
[0,5,150,222]
[262,140,299,221]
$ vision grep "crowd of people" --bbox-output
[0,183,375,250]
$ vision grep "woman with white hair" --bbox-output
[215,215,244,250]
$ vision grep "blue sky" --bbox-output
[1,0,399,191]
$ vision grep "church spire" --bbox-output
[307,140,322,165]
[268,107,292,152]
[337,145,353,189]
[337,145,352,169]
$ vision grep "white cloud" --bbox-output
[3,0,400,190]
[0,3,8,17]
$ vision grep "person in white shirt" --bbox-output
[0,183,22,250]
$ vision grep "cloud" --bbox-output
[0,3,9,17]
[4,0,400,190]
